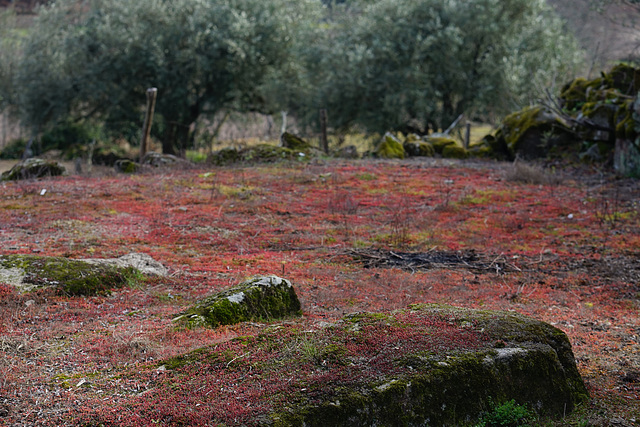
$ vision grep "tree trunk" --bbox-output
[162,124,177,155]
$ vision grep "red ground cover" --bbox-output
[0,158,638,425]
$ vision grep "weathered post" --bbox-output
[140,87,158,159]
[319,109,328,154]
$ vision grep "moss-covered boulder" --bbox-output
[375,133,405,159]
[0,158,66,181]
[281,132,313,151]
[208,144,310,165]
[442,144,468,159]
[81,252,168,277]
[113,159,140,173]
[141,304,587,426]
[0,254,141,296]
[604,63,640,95]
[424,134,458,155]
[269,305,587,426]
[403,140,435,157]
[492,106,573,160]
[208,147,241,165]
[174,275,302,328]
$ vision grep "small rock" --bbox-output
[174,275,302,328]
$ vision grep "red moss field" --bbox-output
[0,158,638,425]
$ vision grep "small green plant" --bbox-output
[475,399,536,427]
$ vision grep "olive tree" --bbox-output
[308,0,583,134]
[0,10,23,117]
[15,0,321,154]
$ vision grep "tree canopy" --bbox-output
[306,0,583,134]
[1,0,583,152]
[13,0,321,153]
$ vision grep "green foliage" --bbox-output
[13,0,321,154]
[40,120,101,152]
[475,399,536,427]
[0,10,25,115]
[303,0,583,133]
[0,138,27,159]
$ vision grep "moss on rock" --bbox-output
[403,140,435,157]
[492,106,573,160]
[208,147,241,165]
[281,132,313,151]
[376,133,405,159]
[174,275,302,328]
[425,135,457,155]
[113,159,139,173]
[209,144,308,165]
[0,158,66,181]
[0,254,141,296]
[604,63,640,95]
[442,144,468,159]
[154,305,587,426]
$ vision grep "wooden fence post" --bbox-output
[319,109,328,154]
[140,87,158,159]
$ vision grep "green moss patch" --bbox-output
[174,275,302,328]
[0,254,142,296]
[97,304,588,426]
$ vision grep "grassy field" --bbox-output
[0,157,638,425]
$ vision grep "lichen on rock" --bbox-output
[0,254,142,295]
[174,275,302,328]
